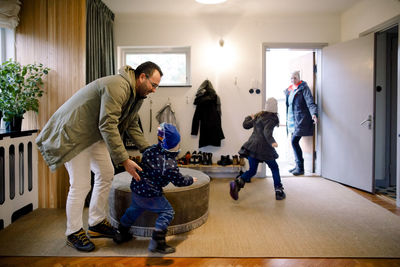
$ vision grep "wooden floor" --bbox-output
[1,186,399,266]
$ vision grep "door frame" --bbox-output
[361,17,400,207]
[262,43,327,177]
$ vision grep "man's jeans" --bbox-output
[64,140,114,236]
[241,156,283,189]
[120,192,174,231]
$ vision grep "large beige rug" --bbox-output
[0,177,400,257]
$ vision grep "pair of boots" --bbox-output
[229,173,286,201]
[114,225,175,254]
[201,152,213,165]
[189,151,201,164]
[217,155,233,166]
[289,161,304,176]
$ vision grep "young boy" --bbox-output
[113,123,197,254]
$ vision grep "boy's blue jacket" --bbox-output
[130,144,194,197]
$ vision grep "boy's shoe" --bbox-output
[275,187,286,200]
[113,224,133,244]
[87,219,116,238]
[67,228,95,252]
[148,229,175,254]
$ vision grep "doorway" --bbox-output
[374,25,398,200]
[264,48,318,176]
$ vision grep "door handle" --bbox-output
[360,115,372,130]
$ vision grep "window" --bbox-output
[0,28,6,63]
[118,46,191,87]
[0,27,15,64]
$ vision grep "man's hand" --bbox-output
[122,159,142,181]
[272,142,278,148]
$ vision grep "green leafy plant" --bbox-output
[0,60,50,122]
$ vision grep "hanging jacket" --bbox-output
[131,144,194,197]
[36,66,149,171]
[156,102,178,128]
[238,112,279,161]
[191,80,225,148]
[284,81,318,136]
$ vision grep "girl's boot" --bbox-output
[229,176,245,200]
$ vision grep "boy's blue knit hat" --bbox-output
[157,123,180,150]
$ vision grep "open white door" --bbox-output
[321,34,375,192]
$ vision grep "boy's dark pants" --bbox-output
[120,192,174,231]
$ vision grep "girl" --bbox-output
[230,97,285,201]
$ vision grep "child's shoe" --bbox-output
[275,186,286,200]
[229,180,239,200]
[113,224,133,244]
[229,177,245,200]
[148,229,175,254]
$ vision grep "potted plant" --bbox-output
[0,60,49,132]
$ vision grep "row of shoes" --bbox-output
[217,155,245,166]
[177,151,213,165]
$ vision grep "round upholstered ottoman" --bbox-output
[109,168,210,237]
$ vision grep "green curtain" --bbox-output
[86,0,115,84]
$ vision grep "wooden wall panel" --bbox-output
[16,0,86,208]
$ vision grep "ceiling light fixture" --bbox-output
[195,0,227,4]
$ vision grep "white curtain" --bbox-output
[0,0,21,29]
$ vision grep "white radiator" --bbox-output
[0,132,38,230]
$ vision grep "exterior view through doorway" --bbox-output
[264,47,319,177]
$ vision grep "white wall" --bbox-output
[341,0,400,41]
[114,13,341,161]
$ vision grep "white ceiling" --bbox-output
[102,0,361,17]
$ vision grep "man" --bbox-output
[36,61,162,252]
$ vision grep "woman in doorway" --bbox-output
[285,70,318,175]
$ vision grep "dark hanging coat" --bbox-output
[191,80,225,148]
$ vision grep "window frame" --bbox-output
[118,46,192,87]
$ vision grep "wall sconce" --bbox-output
[219,38,224,47]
